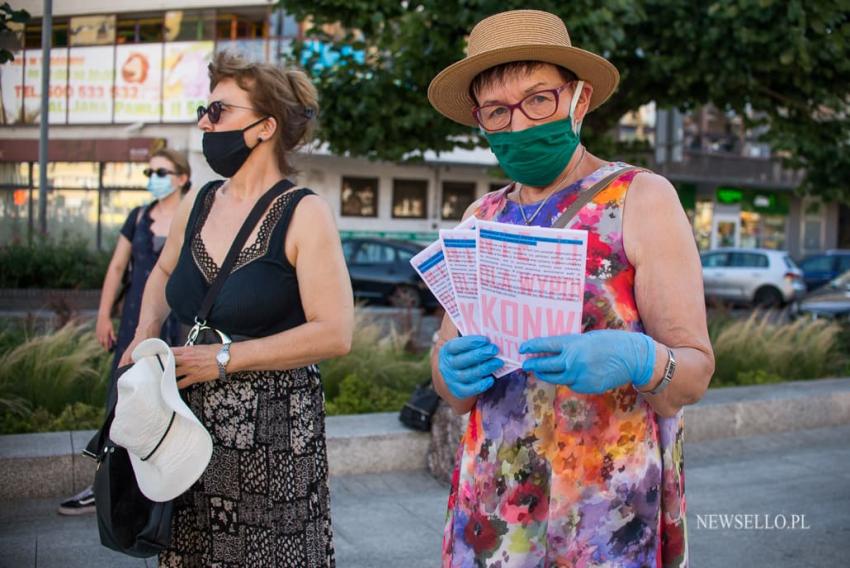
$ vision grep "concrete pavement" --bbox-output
[2,424,849,567]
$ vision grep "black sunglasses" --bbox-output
[196,100,259,124]
[143,168,176,178]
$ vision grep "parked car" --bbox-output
[796,250,850,291]
[342,237,437,309]
[790,270,850,321]
[700,248,805,307]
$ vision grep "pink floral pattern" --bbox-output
[441,162,688,568]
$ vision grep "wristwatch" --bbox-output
[647,347,676,396]
[216,343,231,381]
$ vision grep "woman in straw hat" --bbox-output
[429,10,713,567]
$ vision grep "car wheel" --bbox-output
[753,286,783,308]
[388,285,422,308]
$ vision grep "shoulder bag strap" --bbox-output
[196,179,296,324]
[551,166,641,229]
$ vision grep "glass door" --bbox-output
[711,211,740,249]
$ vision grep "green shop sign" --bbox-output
[715,186,789,215]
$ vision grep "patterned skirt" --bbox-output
[159,365,334,568]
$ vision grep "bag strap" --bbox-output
[196,179,296,324]
[551,166,641,229]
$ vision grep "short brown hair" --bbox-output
[469,61,578,105]
[208,51,319,177]
[150,147,192,193]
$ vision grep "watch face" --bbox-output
[216,350,230,365]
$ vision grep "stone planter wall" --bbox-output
[0,288,101,312]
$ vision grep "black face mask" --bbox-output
[201,116,268,178]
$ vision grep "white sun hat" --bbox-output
[109,338,213,502]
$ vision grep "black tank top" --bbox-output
[166,181,315,339]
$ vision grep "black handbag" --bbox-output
[399,381,441,431]
[84,364,173,558]
[84,178,297,557]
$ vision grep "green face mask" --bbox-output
[482,81,584,188]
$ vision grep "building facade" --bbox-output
[1,1,845,260]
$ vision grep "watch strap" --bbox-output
[217,344,231,381]
[648,347,676,395]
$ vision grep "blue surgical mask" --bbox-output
[147,174,176,199]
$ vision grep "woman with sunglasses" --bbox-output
[57,148,190,516]
[122,51,353,567]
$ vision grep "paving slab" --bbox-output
[1,426,848,568]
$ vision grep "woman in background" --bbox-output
[56,148,190,516]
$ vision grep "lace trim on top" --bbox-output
[190,185,295,284]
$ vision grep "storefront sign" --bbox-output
[68,46,114,123]
[21,49,69,124]
[0,51,23,124]
[114,44,163,122]
[716,186,743,205]
[162,41,213,122]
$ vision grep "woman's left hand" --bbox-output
[519,330,656,394]
[172,344,222,389]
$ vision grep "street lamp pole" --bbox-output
[37,0,52,235]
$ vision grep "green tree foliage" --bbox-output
[280,0,850,198]
[0,3,29,63]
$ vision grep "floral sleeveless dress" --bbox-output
[442,162,687,568]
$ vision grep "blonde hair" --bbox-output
[208,51,319,176]
[150,147,191,193]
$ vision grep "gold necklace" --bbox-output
[517,146,587,225]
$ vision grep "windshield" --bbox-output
[830,269,850,288]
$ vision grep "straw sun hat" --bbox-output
[428,10,620,127]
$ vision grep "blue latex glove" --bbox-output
[519,330,656,394]
[438,335,504,399]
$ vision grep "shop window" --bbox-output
[69,15,116,46]
[117,13,165,44]
[24,18,70,48]
[803,220,823,251]
[102,162,148,189]
[100,189,151,248]
[0,189,32,244]
[46,188,99,244]
[0,162,31,186]
[693,198,713,251]
[215,39,269,63]
[32,162,99,189]
[341,176,378,217]
[759,215,786,250]
[392,179,427,219]
[164,11,216,42]
[33,162,99,189]
[215,8,269,40]
[441,181,476,221]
